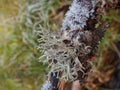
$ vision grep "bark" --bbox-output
[41,0,120,90]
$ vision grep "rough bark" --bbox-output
[41,0,120,90]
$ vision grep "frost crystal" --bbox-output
[62,0,97,31]
[41,81,52,90]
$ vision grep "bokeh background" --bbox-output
[0,0,120,90]
[0,0,46,90]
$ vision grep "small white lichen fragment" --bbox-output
[41,81,52,90]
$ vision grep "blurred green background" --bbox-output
[0,0,46,90]
[0,0,65,90]
[0,0,120,90]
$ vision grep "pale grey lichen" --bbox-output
[29,0,109,89]
[26,0,108,89]
[62,0,97,31]
[38,0,99,82]
[41,81,52,90]
[39,33,92,82]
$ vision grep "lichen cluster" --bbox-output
[38,0,109,89]
[39,0,99,82]
[62,0,97,31]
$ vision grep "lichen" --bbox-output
[61,0,97,31]
[41,81,52,90]
[39,0,108,89]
